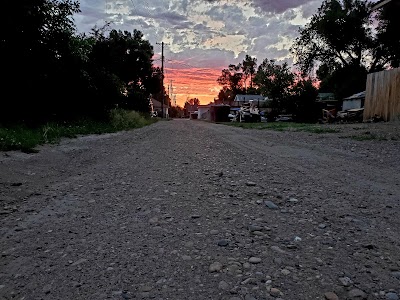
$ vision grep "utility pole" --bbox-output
[169,80,174,101]
[161,42,164,118]
[156,42,165,117]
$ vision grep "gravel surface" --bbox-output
[1,119,399,300]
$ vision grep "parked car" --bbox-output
[228,113,236,121]
[275,114,293,122]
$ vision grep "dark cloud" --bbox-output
[203,0,315,13]
[193,23,210,31]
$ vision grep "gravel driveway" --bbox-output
[1,119,399,300]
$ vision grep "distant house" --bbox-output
[150,98,169,118]
[342,91,365,111]
[232,94,267,107]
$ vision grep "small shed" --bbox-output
[342,91,365,111]
[210,105,230,122]
[197,105,210,120]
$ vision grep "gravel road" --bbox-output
[1,119,399,300]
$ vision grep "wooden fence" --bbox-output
[364,67,400,121]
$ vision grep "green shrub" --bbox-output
[110,108,154,130]
[0,109,157,152]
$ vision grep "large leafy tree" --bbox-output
[217,64,245,93]
[291,0,374,73]
[1,0,81,123]
[216,57,260,105]
[290,78,319,122]
[254,59,295,111]
[373,0,400,68]
[291,0,400,99]
[90,29,154,90]
[242,55,257,89]
[216,87,235,105]
[89,29,155,112]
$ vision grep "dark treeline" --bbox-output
[1,0,164,125]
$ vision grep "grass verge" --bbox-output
[0,109,157,153]
[350,133,388,141]
[221,122,341,134]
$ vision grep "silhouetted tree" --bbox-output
[242,55,257,89]
[0,0,80,123]
[291,0,400,99]
[254,59,295,112]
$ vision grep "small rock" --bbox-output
[243,262,251,269]
[43,284,51,294]
[281,269,290,275]
[324,291,339,300]
[241,278,257,285]
[265,201,279,210]
[149,217,158,224]
[209,262,223,272]
[270,245,289,254]
[386,292,399,300]
[274,257,283,265]
[218,281,229,290]
[348,288,367,299]
[246,181,256,186]
[72,281,82,288]
[318,223,327,229]
[217,239,229,247]
[139,285,152,292]
[270,287,281,297]
[190,214,201,219]
[249,257,262,264]
[112,291,123,296]
[71,258,88,266]
[392,271,400,279]
[339,276,353,287]
[248,225,263,232]
[245,295,257,300]
[181,255,191,261]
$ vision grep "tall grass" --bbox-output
[0,109,156,153]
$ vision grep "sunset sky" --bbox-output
[73,0,343,106]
